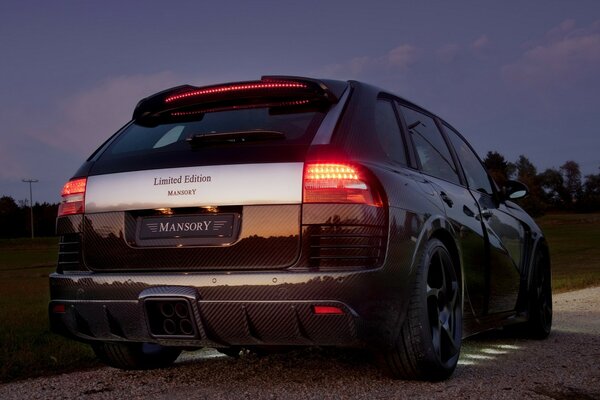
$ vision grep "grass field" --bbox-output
[536,213,600,292]
[0,238,98,383]
[0,213,599,383]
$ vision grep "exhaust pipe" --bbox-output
[145,299,197,337]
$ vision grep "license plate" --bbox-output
[138,214,234,240]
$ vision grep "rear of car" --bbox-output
[50,77,402,363]
[49,75,551,381]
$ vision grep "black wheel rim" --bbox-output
[426,247,461,365]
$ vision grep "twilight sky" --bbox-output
[1,1,599,203]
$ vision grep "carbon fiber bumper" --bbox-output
[49,269,405,348]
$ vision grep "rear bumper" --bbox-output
[49,269,407,348]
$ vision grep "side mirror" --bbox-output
[503,180,529,200]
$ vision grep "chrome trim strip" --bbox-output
[85,162,303,213]
[311,86,350,145]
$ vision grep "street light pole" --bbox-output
[22,179,39,239]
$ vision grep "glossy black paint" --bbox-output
[50,77,547,354]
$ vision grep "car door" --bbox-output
[396,103,489,318]
[442,123,524,314]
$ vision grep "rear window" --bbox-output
[106,108,323,157]
[89,107,325,174]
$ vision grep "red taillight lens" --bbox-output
[58,178,87,217]
[303,163,382,207]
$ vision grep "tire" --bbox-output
[523,248,552,339]
[92,342,181,370]
[382,239,462,381]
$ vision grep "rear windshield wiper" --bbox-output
[186,130,286,146]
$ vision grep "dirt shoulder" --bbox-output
[1,287,599,399]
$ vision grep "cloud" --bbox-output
[318,44,418,78]
[503,20,600,86]
[437,43,461,63]
[29,71,182,156]
[437,36,489,64]
[472,35,489,50]
[387,45,418,69]
[546,19,576,40]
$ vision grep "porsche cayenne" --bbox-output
[49,76,552,380]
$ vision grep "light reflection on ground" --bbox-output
[458,341,523,366]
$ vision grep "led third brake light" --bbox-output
[165,82,308,103]
[58,178,87,217]
[303,163,382,207]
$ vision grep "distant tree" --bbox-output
[584,168,600,196]
[0,196,19,215]
[0,196,26,238]
[580,168,600,212]
[35,202,59,236]
[484,151,514,187]
[539,168,567,210]
[514,155,537,180]
[512,155,545,216]
[560,161,583,208]
[0,196,59,238]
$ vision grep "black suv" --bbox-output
[50,76,552,380]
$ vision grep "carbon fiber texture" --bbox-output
[81,205,301,271]
[298,203,387,270]
[50,298,360,347]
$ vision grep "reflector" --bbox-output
[313,305,344,315]
[52,304,66,313]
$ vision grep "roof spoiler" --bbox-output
[132,76,347,121]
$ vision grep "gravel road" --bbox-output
[2,287,599,400]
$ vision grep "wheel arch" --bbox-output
[412,215,463,286]
[408,215,466,321]
[430,229,462,285]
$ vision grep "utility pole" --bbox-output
[22,179,38,239]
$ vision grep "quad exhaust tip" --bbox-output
[145,299,197,338]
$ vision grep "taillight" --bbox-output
[303,163,382,207]
[58,178,87,217]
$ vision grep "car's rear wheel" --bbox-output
[523,248,552,339]
[92,342,181,370]
[382,239,462,381]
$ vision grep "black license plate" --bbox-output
[138,214,235,240]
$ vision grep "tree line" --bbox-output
[1,153,599,238]
[0,197,58,238]
[484,152,600,217]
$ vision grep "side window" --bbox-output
[399,105,460,185]
[375,99,407,165]
[443,123,494,195]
